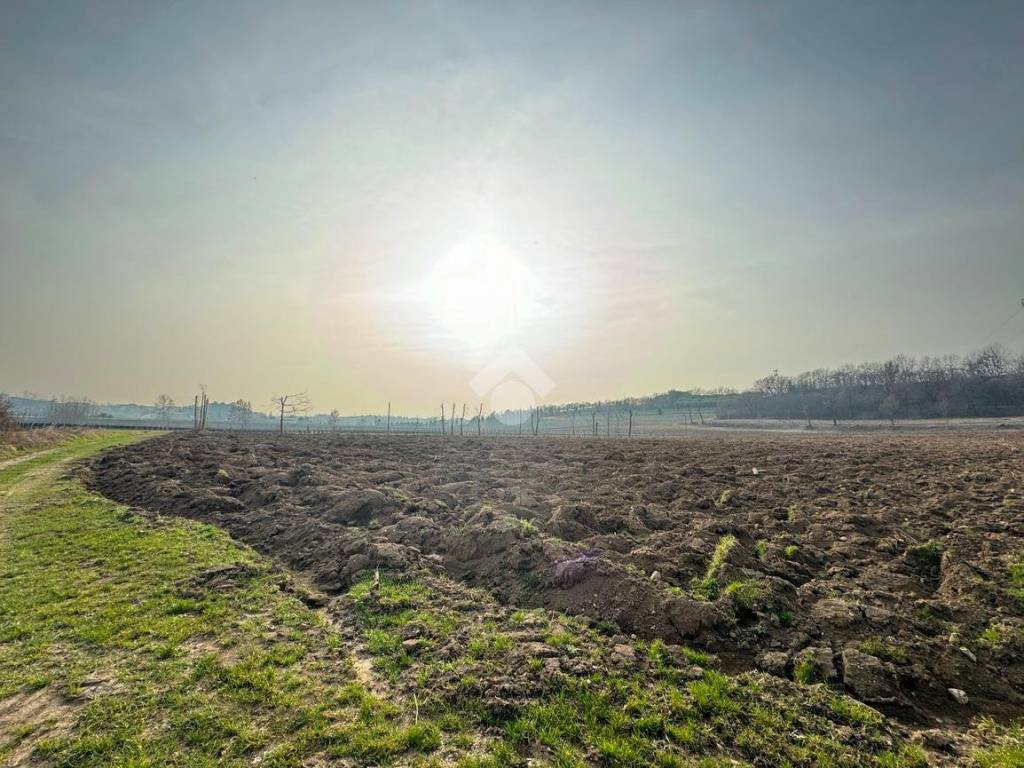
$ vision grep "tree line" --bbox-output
[716,344,1024,423]
[8,343,1024,432]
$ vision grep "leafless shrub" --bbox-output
[47,396,95,425]
[0,395,17,432]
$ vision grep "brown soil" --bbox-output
[0,688,77,765]
[88,431,1024,724]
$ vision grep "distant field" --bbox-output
[17,411,1024,439]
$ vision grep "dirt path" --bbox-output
[0,446,59,472]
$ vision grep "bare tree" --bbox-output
[965,344,1011,380]
[271,392,311,434]
[153,394,175,427]
[879,394,899,427]
[228,399,253,431]
[328,409,340,431]
[754,369,792,396]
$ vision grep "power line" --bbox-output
[981,298,1024,345]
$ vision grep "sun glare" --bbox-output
[419,235,539,351]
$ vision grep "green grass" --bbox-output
[0,429,80,462]
[707,535,736,577]
[517,519,539,536]
[0,431,130,486]
[974,719,1024,768]
[477,664,911,767]
[905,540,944,576]
[690,534,737,601]
[829,695,883,727]
[910,605,953,636]
[793,656,822,685]
[722,580,762,611]
[1007,553,1024,606]
[467,631,512,660]
[344,580,928,768]
[544,631,577,648]
[680,646,714,666]
[858,638,908,664]
[0,432,439,767]
[873,744,929,768]
[978,621,1023,649]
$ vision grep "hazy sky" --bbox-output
[2,1,1024,414]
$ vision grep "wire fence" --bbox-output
[16,408,716,439]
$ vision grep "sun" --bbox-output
[420,235,539,351]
